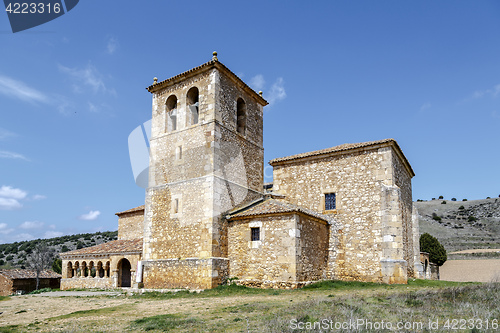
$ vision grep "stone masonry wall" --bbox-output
[61,277,113,290]
[118,210,144,240]
[391,149,414,277]
[272,144,412,283]
[0,275,13,296]
[142,258,228,289]
[228,215,297,283]
[228,213,329,286]
[296,215,329,282]
[143,64,265,289]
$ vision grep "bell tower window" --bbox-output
[166,95,177,132]
[236,98,246,135]
[187,87,199,125]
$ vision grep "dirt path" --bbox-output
[440,259,500,282]
[449,249,500,254]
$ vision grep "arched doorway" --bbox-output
[118,258,131,287]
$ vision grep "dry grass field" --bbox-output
[1,280,499,333]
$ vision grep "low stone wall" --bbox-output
[143,258,229,289]
[61,277,114,290]
[234,279,312,289]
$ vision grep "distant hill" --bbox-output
[0,231,118,269]
[416,197,500,252]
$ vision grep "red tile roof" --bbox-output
[60,239,142,258]
[269,138,415,177]
[115,205,144,216]
[227,199,335,224]
[146,56,268,106]
[0,269,61,280]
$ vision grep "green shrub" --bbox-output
[420,233,447,266]
[459,205,465,210]
[451,198,457,201]
[52,258,62,274]
[468,216,477,222]
[5,255,13,261]
[432,213,442,221]
[463,199,468,201]
[439,195,444,199]
[441,201,446,204]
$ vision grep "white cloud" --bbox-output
[32,194,47,200]
[12,233,34,241]
[44,231,64,238]
[59,63,115,95]
[420,103,431,112]
[266,77,287,106]
[250,74,266,91]
[106,37,119,55]
[0,186,27,199]
[0,75,50,104]
[0,128,16,140]
[0,150,29,161]
[472,84,500,99]
[78,210,101,221]
[0,198,22,210]
[19,220,44,229]
[0,223,14,235]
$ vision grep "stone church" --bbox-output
[60,53,423,290]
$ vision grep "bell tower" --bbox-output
[142,52,267,289]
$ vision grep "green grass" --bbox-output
[131,283,283,300]
[0,296,10,301]
[47,304,134,321]
[129,314,199,332]
[28,287,53,294]
[0,325,20,333]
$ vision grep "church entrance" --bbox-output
[118,258,131,287]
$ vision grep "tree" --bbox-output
[420,233,447,266]
[26,241,56,290]
[52,258,62,274]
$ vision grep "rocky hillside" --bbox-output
[0,231,117,269]
[416,197,500,252]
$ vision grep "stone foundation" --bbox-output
[61,277,114,290]
[143,258,229,289]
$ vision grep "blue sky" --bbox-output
[1,1,499,243]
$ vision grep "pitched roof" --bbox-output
[115,205,144,216]
[0,269,61,280]
[269,138,415,177]
[226,198,335,224]
[60,239,142,258]
[146,53,268,106]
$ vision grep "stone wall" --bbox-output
[142,258,228,289]
[143,62,265,289]
[118,210,144,240]
[228,213,329,287]
[0,275,13,296]
[61,277,113,290]
[272,142,414,283]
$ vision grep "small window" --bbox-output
[174,198,179,214]
[176,145,182,160]
[236,98,246,135]
[187,87,199,125]
[325,193,336,210]
[251,227,260,241]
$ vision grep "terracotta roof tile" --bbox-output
[115,205,144,216]
[270,139,396,165]
[227,199,335,224]
[0,269,61,280]
[60,239,142,257]
[269,138,415,177]
[146,58,268,106]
